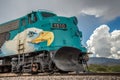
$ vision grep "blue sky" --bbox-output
[78,14,103,45]
[107,17,120,31]
[78,15,120,46]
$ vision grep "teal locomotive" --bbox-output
[0,10,89,73]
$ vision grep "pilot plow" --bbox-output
[53,47,89,73]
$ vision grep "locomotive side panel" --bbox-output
[0,20,19,33]
[0,20,19,48]
[0,32,10,47]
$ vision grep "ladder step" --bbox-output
[18,41,24,54]
[18,44,24,46]
[18,48,25,51]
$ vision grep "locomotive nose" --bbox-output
[53,47,84,72]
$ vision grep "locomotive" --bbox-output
[0,10,89,74]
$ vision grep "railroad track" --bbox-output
[0,72,120,77]
[0,73,120,80]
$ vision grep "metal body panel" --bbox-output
[0,11,87,57]
[0,20,19,33]
[0,32,10,47]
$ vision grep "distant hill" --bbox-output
[88,57,120,66]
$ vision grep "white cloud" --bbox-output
[81,8,106,18]
[87,25,120,59]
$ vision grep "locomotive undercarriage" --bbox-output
[11,51,57,74]
[0,47,89,74]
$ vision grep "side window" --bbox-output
[28,14,31,24]
[21,18,26,26]
[28,12,37,24]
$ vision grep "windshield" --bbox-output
[41,12,56,18]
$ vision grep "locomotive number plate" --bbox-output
[52,23,67,29]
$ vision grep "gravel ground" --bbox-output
[0,75,120,80]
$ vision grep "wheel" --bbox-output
[0,66,4,73]
[4,65,11,73]
[31,63,38,74]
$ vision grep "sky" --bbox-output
[0,0,120,59]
